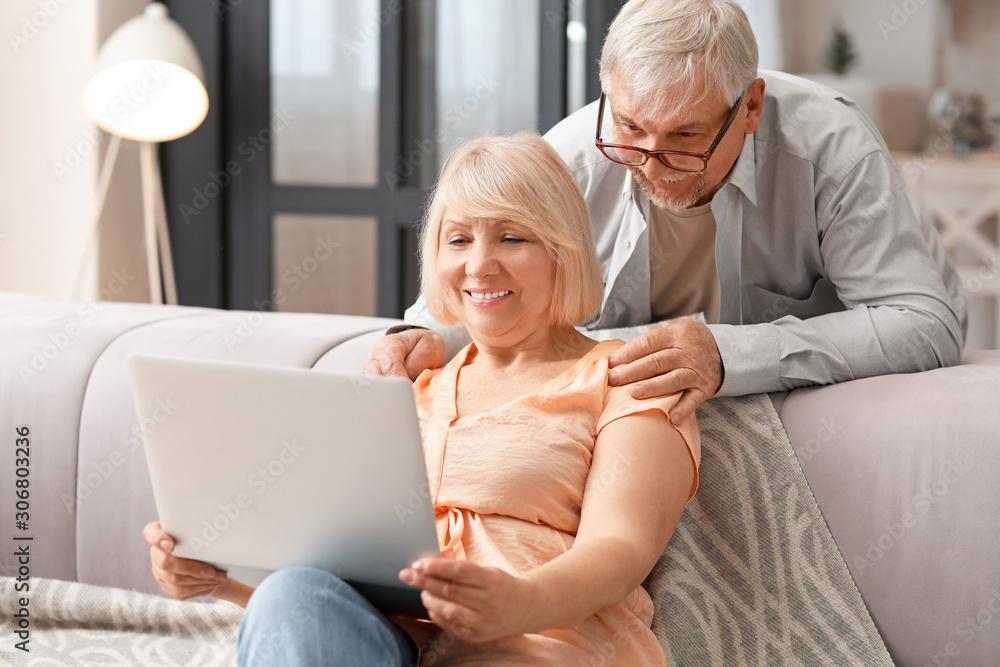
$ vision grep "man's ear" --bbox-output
[743,78,765,134]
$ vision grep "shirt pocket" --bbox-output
[744,278,844,324]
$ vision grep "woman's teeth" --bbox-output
[469,291,511,300]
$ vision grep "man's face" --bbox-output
[607,74,763,212]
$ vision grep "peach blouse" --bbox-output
[406,339,700,666]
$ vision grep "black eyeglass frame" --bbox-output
[594,90,746,173]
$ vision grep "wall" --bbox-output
[0,0,148,302]
[781,0,941,92]
[779,0,1000,151]
[944,0,1000,107]
[0,0,98,299]
[780,0,943,151]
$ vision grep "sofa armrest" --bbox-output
[776,351,1000,667]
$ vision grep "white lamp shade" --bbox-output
[83,3,208,142]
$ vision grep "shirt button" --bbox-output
[624,239,631,249]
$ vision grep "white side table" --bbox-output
[894,151,1000,349]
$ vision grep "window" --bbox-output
[162,0,620,316]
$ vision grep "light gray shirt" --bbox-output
[406,71,966,396]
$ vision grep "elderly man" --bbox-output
[367,0,965,420]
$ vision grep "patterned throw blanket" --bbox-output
[0,326,892,665]
[0,576,242,665]
[648,394,892,666]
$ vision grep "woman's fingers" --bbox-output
[149,550,227,601]
[146,525,225,579]
[144,522,237,603]
[399,557,526,641]
[421,592,475,629]
[400,558,492,604]
[158,580,222,601]
[410,557,489,587]
[412,574,485,608]
[142,521,172,550]
[145,520,227,601]
[151,557,224,586]
[150,542,225,578]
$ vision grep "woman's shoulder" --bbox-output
[556,338,625,392]
[578,338,626,372]
[590,338,626,357]
[576,337,624,358]
[411,343,474,416]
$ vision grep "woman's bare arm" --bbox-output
[210,577,254,608]
[518,410,694,630]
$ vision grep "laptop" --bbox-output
[128,353,440,617]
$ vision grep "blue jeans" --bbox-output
[237,567,419,666]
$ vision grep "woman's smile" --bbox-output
[465,289,513,306]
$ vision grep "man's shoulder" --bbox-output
[543,100,615,179]
[757,70,889,181]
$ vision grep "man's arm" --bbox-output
[363,294,472,379]
[402,293,472,362]
[712,150,965,396]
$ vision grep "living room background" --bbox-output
[1,0,997,344]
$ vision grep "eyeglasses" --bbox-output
[594,91,745,173]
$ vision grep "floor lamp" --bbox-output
[79,2,208,305]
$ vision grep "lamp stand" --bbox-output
[74,136,178,305]
[138,141,178,305]
[73,133,122,301]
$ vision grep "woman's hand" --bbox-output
[143,521,229,601]
[399,557,533,642]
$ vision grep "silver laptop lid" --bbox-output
[128,353,439,615]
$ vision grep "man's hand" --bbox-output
[608,319,724,422]
[399,557,533,642]
[363,328,447,380]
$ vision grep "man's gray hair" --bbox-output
[600,0,758,112]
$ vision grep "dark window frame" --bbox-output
[162,0,620,316]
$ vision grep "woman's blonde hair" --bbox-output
[419,133,603,328]
[600,0,758,111]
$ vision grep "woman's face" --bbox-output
[436,211,557,345]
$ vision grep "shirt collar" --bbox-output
[721,133,758,207]
[618,164,650,225]
[620,165,636,201]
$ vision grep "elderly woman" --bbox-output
[144,133,699,666]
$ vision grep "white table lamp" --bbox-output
[78,2,208,305]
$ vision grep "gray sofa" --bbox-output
[2,290,998,666]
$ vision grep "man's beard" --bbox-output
[629,166,706,213]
